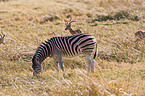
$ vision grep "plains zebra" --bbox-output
[32,33,97,76]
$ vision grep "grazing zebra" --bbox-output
[32,33,97,76]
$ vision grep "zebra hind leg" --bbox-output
[86,55,94,75]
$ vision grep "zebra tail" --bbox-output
[93,43,98,59]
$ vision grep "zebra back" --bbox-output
[33,33,97,62]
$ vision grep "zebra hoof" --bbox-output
[33,71,37,76]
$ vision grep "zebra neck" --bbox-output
[35,54,45,64]
[35,51,48,64]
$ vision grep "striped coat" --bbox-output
[32,34,98,76]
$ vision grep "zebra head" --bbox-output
[32,55,42,76]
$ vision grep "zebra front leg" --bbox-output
[55,56,66,76]
[86,55,94,75]
[54,58,59,76]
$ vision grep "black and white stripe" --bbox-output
[32,33,98,76]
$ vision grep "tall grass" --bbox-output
[0,0,145,95]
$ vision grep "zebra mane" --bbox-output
[32,53,37,63]
[35,39,50,53]
[32,42,47,62]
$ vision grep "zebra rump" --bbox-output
[32,33,97,76]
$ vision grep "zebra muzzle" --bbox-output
[33,71,37,76]
[33,69,41,76]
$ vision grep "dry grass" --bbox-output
[0,0,145,95]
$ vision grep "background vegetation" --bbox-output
[0,0,145,95]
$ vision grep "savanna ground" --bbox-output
[0,0,145,95]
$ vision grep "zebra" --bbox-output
[32,33,98,76]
